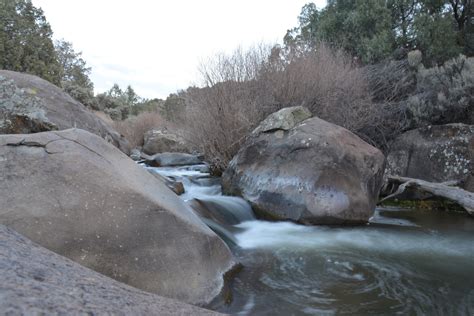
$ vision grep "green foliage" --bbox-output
[287,0,473,65]
[414,9,462,65]
[131,98,164,116]
[286,0,394,63]
[95,83,165,121]
[162,93,185,121]
[54,39,95,107]
[0,0,61,84]
[407,55,474,125]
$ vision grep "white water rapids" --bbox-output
[144,163,474,316]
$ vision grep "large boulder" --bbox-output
[0,70,130,154]
[0,128,235,305]
[143,129,189,155]
[222,107,385,225]
[0,225,221,315]
[386,124,474,190]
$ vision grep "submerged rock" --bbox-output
[386,124,474,191]
[0,70,130,154]
[143,129,189,155]
[0,225,221,315]
[0,128,235,305]
[144,152,204,167]
[222,113,385,225]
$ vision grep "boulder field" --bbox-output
[0,128,235,306]
[0,225,221,315]
[0,70,130,154]
[222,106,385,225]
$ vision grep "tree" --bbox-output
[285,0,395,63]
[389,0,418,49]
[448,0,474,55]
[54,39,95,107]
[413,0,463,65]
[287,0,473,65]
[125,85,140,106]
[0,0,61,84]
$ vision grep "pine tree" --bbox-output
[0,0,61,84]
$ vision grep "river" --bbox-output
[144,164,474,316]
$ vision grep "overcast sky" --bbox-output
[32,1,326,99]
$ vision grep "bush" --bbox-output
[261,43,376,133]
[113,111,166,148]
[181,43,377,171]
[63,82,97,109]
[407,55,474,127]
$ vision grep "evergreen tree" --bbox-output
[0,0,61,84]
[285,0,394,63]
[287,0,473,65]
[54,39,95,107]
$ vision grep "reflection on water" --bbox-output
[147,164,474,316]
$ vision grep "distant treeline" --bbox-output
[285,0,473,65]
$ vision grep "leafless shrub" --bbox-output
[261,43,376,133]
[363,59,416,103]
[113,111,167,148]
[181,43,379,171]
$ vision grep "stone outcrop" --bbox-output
[143,129,189,155]
[0,128,235,305]
[386,124,473,191]
[222,107,385,225]
[0,70,130,154]
[0,225,221,315]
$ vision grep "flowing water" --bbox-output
[145,164,474,316]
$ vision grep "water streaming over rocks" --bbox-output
[145,163,474,316]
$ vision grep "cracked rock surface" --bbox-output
[0,224,221,315]
[0,128,235,306]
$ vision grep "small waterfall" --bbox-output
[145,163,255,239]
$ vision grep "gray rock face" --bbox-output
[0,70,130,154]
[143,129,189,155]
[145,152,204,167]
[0,128,235,305]
[222,115,385,225]
[251,106,312,135]
[386,124,474,190]
[0,225,221,315]
[147,169,186,195]
[130,148,142,161]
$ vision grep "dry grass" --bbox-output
[113,111,166,148]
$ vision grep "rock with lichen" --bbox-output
[0,70,130,154]
[386,123,474,191]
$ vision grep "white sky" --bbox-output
[32,1,326,99]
